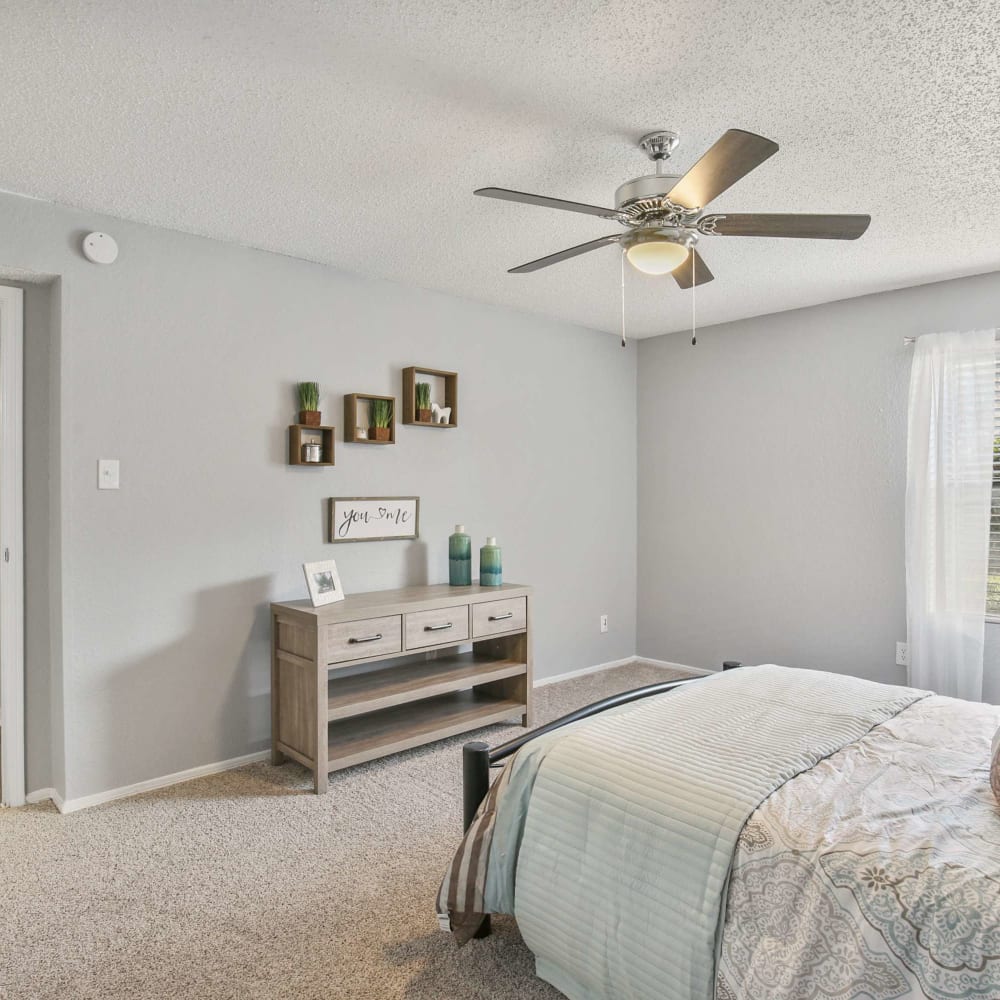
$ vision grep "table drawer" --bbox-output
[472,597,527,638]
[324,616,402,664]
[405,606,470,650]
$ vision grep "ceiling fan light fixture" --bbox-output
[625,236,690,275]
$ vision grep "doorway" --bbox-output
[0,285,24,806]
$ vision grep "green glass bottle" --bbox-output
[449,524,472,586]
[480,536,502,587]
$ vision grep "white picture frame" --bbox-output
[303,559,345,607]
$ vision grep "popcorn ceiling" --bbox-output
[1,0,997,338]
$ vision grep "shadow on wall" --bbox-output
[96,575,275,797]
[405,541,428,587]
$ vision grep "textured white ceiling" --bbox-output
[1,1,998,338]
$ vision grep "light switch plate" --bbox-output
[98,459,120,490]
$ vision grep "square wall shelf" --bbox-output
[344,393,396,444]
[289,425,335,466]
[402,366,458,428]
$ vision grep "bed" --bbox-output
[436,664,1000,1000]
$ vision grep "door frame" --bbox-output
[0,285,24,807]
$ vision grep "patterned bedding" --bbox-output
[717,694,1000,1000]
[439,671,1000,1000]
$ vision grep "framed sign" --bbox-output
[302,559,345,607]
[329,496,420,543]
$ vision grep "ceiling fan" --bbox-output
[475,129,871,289]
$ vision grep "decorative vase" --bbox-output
[480,537,502,587]
[370,426,390,441]
[418,408,432,423]
[299,410,321,427]
[449,525,472,586]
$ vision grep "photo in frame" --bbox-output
[329,496,420,543]
[303,559,345,607]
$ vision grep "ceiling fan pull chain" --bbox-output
[620,248,627,347]
[691,253,697,346]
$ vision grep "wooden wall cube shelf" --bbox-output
[344,393,396,444]
[402,366,458,428]
[288,424,335,466]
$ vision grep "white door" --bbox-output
[0,285,24,807]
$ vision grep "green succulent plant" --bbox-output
[297,382,320,411]
[370,398,393,428]
[416,382,431,409]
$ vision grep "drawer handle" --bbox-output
[348,633,383,644]
[489,612,514,622]
[424,622,454,632]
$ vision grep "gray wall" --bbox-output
[637,271,1000,692]
[0,191,637,802]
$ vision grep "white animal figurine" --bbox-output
[431,403,452,425]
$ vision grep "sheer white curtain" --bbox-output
[906,329,996,700]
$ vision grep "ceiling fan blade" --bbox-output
[705,213,871,240]
[508,234,623,273]
[666,130,779,210]
[672,249,714,289]
[475,187,623,221]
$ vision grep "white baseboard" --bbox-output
[33,749,270,815]
[29,659,703,815]
[634,656,715,676]
[533,656,636,688]
[25,786,64,810]
[534,655,702,688]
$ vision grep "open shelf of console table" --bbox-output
[270,583,533,793]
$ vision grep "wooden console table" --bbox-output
[270,583,533,793]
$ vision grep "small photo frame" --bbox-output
[303,559,345,607]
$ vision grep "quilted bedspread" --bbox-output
[717,693,1000,1000]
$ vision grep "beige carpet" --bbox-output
[1,662,691,1000]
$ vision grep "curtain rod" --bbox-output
[903,333,1000,345]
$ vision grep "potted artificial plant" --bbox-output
[416,382,432,423]
[297,382,321,426]
[369,398,393,441]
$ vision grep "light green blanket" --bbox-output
[484,665,925,1000]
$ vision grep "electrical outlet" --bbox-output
[600,614,609,633]
[896,641,909,667]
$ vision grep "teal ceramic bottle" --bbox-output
[449,524,472,586]
[480,536,502,587]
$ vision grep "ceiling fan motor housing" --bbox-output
[621,226,697,253]
[614,173,682,210]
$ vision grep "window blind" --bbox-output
[988,359,1000,616]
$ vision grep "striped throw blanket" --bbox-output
[436,754,515,942]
